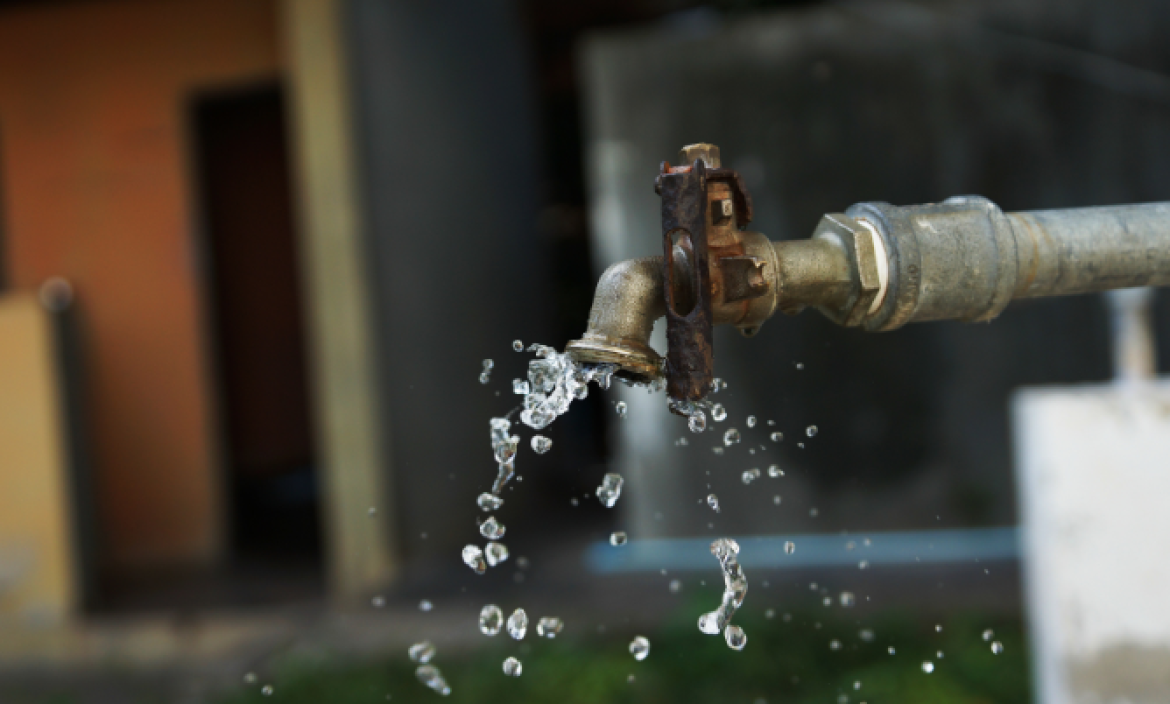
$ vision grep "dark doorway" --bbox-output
[194,85,322,587]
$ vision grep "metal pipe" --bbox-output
[567,194,1170,383]
[847,198,1170,330]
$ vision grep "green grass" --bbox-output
[217,604,1029,704]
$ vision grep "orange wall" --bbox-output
[0,0,282,570]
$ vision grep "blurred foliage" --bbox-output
[216,604,1028,704]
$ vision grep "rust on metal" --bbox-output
[660,158,714,404]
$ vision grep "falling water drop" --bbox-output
[615,401,628,418]
[629,636,650,661]
[741,468,760,485]
[408,641,436,664]
[479,516,506,540]
[922,662,935,674]
[507,608,528,639]
[462,545,486,574]
[746,415,757,428]
[531,435,552,454]
[502,657,523,677]
[479,605,504,636]
[724,429,741,446]
[707,494,720,512]
[784,541,796,554]
[725,625,748,650]
[768,465,784,477]
[485,542,509,567]
[991,641,1004,654]
[477,493,504,511]
[537,617,563,638]
[513,340,523,352]
[806,425,818,437]
[610,531,628,546]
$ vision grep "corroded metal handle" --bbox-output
[660,159,714,403]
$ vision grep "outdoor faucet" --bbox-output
[566,143,1170,410]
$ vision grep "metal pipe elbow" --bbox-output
[565,256,665,383]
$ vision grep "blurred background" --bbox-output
[0,0,1169,702]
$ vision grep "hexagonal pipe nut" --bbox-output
[811,214,881,326]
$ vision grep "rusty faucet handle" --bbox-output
[659,154,714,404]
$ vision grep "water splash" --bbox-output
[696,538,748,650]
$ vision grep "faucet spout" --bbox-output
[565,256,666,383]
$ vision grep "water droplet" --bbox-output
[710,403,728,422]
[784,541,795,554]
[419,599,433,612]
[596,473,624,508]
[935,624,943,632]
[513,379,531,395]
[741,468,760,484]
[858,559,869,570]
[698,611,724,634]
[889,646,896,654]
[854,681,862,690]
[479,604,503,636]
[990,641,1004,654]
[479,516,506,540]
[415,665,451,696]
[483,359,494,370]
[839,592,855,607]
[462,545,486,574]
[725,625,748,650]
[723,429,741,446]
[409,641,436,664]
[921,661,934,673]
[372,595,386,608]
[530,435,552,454]
[478,371,491,384]
[937,650,945,658]
[707,494,720,512]
[477,493,503,511]
[507,608,528,639]
[615,401,628,418]
[746,415,757,428]
[688,411,707,433]
[243,672,258,684]
[629,635,650,660]
[609,531,628,546]
[982,628,994,641]
[859,628,874,642]
[830,639,842,651]
[512,340,523,352]
[795,362,804,370]
[669,579,681,593]
[536,617,563,638]
[767,464,784,477]
[773,495,782,506]
[485,541,509,567]
[502,656,522,677]
[261,685,274,696]
[711,377,726,393]
[823,596,832,607]
[765,608,775,619]
[806,425,818,437]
